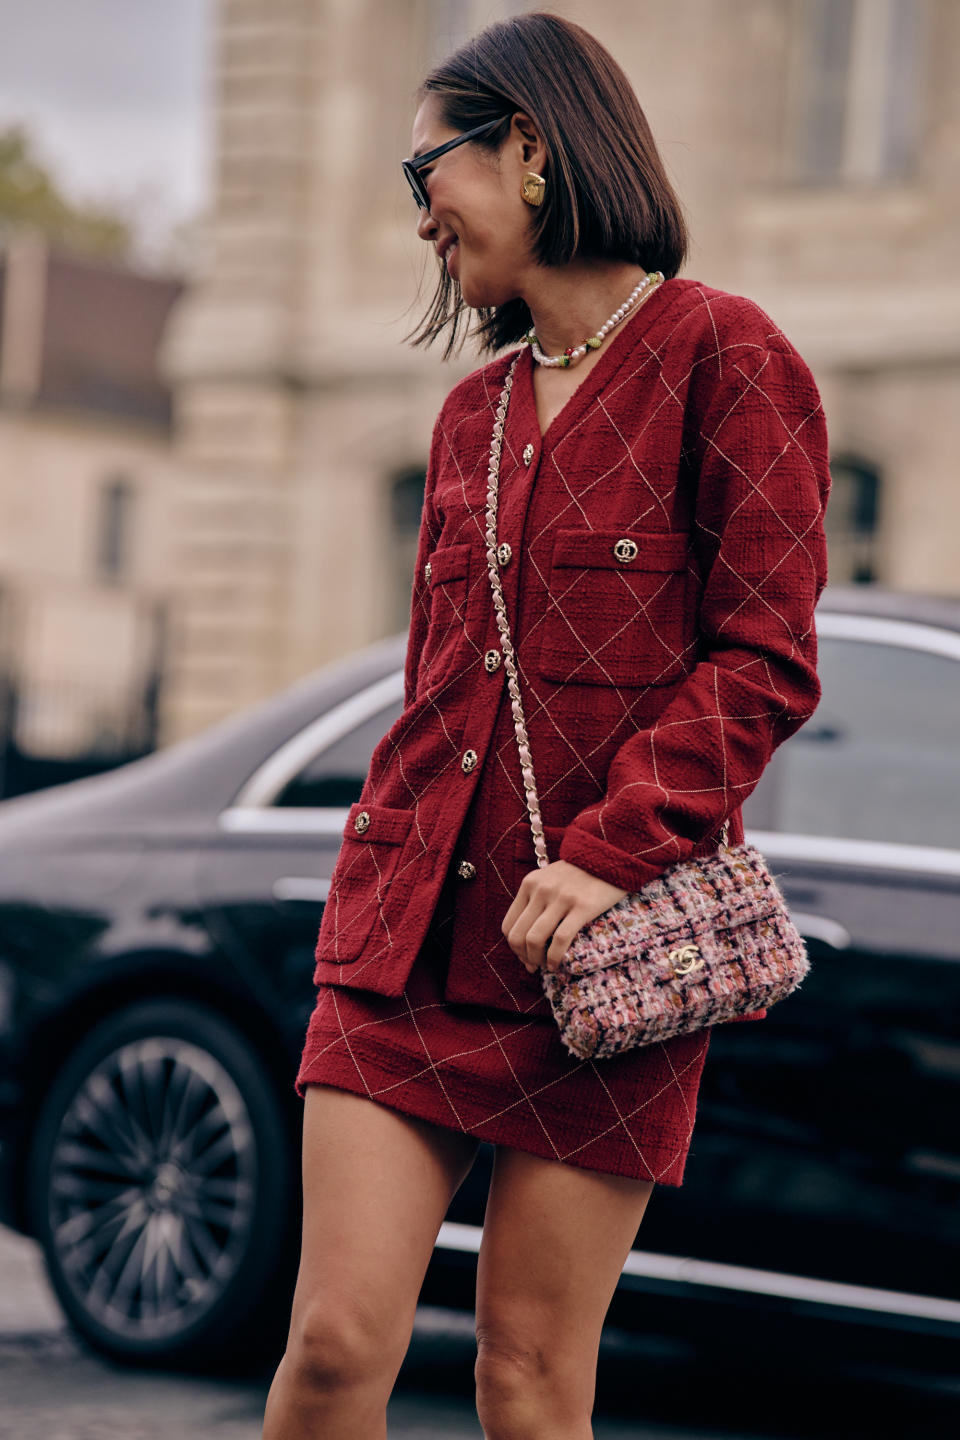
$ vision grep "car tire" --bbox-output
[26,997,300,1371]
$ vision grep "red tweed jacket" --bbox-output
[311,277,831,1027]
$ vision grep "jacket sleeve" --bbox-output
[558,339,832,892]
[403,409,446,712]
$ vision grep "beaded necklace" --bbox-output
[522,269,665,368]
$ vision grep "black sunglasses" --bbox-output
[401,116,507,211]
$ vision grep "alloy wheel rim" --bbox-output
[48,1037,257,1340]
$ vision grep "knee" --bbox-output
[475,1325,551,1396]
[288,1297,400,1395]
[475,1322,586,1436]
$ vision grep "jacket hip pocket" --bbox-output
[536,528,693,687]
[316,801,415,965]
[418,541,471,692]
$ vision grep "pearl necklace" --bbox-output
[523,270,665,368]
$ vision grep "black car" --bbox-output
[0,583,958,1374]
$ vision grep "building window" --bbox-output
[390,466,426,630]
[97,475,134,581]
[824,454,881,584]
[790,0,923,184]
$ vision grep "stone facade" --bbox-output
[0,228,181,761]
[156,0,959,741]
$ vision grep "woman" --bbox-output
[264,12,830,1439]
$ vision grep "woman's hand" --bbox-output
[501,860,629,975]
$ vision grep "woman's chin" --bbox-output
[452,252,494,307]
[457,272,497,310]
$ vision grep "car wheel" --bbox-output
[27,998,299,1370]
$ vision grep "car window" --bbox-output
[771,636,960,849]
[272,701,404,808]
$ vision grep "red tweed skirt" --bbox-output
[295,866,711,1186]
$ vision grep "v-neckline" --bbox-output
[518,275,681,448]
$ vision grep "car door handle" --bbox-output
[796,723,844,743]
[273,878,331,904]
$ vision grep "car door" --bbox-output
[664,612,960,1313]
[198,672,405,1041]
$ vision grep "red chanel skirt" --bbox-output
[295,867,711,1186]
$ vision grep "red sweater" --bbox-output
[311,277,831,1025]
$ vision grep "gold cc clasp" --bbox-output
[668,943,703,977]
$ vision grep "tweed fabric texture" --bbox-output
[540,840,811,1061]
[296,864,711,1185]
[296,276,830,1182]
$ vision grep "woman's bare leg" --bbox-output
[261,1083,480,1440]
[474,1146,656,1440]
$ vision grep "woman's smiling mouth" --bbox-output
[438,233,460,268]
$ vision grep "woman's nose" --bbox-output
[416,204,438,242]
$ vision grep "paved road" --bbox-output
[0,1226,710,1439]
[2,1225,957,1439]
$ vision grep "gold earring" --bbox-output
[521,171,546,206]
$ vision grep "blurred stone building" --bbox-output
[158,0,959,742]
[0,229,181,787]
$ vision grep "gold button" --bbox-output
[522,442,535,466]
[354,810,371,834]
[457,859,477,880]
[424,561,432,583]
[461,749,478,773]
[613,538,639,563]
[496,542,512,566]
[484,649,501,672]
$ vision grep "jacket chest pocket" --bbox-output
[418,541,472,691]
[536,529,692,687]
[320,802,415,964]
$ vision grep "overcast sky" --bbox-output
[0,0,212,260]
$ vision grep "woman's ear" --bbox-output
[508,110,548,178]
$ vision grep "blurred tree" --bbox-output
[0,123,132,259]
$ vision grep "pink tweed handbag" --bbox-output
[485,352,811,1061]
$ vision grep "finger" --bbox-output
[501,871,535,941]
[522,900,570,973]
[502,894,536,968]
[543,921,577,972]
[506,893,554,973]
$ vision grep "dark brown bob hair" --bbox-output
[404,11,688,360]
